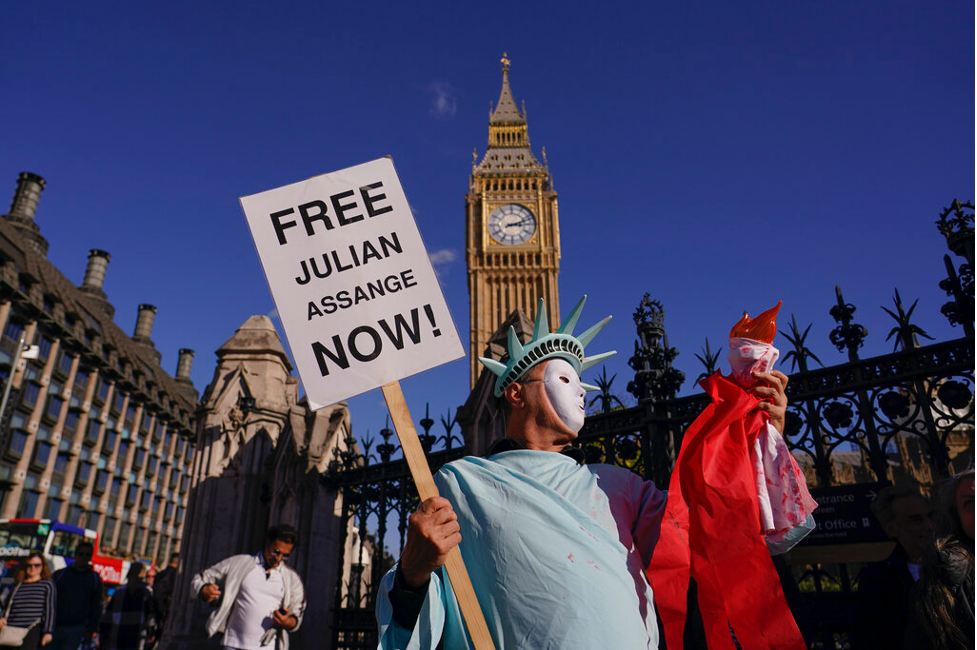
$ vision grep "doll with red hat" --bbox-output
[648,301,817,650]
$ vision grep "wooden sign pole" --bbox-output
[381,382,497,650]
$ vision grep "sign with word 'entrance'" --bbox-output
[241,158,464,410]
[799,482,890,546]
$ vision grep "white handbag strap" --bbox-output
[3,583,20,620]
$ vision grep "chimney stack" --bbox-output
[4,172,50,255]
[133,304,162,366]
[176,349,194,382]
[81,249,111,292]
[79,249,115,318]
[134,304,157,340]
[8,173,45,222]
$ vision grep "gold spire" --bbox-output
[474,56,546,175]
[489,54,524,125]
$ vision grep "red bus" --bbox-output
[0,519,140,585]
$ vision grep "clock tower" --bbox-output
[466,54,561,387]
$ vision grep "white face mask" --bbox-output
[542,359,586,434]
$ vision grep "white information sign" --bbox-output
[240,157,465,410]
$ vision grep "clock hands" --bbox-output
[499,216,531,231]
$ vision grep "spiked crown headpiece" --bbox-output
[478,296,616,397]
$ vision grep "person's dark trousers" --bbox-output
[19,625,42,650]
[48,624,86,650]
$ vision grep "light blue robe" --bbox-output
[376,450,668,649]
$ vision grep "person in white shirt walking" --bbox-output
[191,524,306,650]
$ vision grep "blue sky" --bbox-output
[3,1,973,452]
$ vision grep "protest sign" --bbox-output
[240,157,465,410]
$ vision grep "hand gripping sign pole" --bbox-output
[381,382,496,649]
[241,157,496,650]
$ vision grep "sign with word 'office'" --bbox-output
[798,482,890,546]
[241,157,464,410]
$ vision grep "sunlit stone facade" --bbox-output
[0,171,198,563]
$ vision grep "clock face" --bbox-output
[488,204,537,245]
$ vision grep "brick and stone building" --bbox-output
[0,171,198,563]
[0,170,370,649]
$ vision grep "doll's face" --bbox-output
[542,358,586,434]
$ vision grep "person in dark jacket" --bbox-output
[908,469,974,650]
[152,554,178,628]
[50,542,103,650]
[100,563,157,650]
[854,483,933,650]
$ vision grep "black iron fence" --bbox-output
[326,342,973,647]
[326,418,465,649]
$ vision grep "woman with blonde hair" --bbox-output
[0,553,57,649]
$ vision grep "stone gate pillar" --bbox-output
[161,316,352,650]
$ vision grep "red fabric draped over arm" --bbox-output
[646,372,805,650]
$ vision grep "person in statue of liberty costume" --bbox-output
[375,296,810,649]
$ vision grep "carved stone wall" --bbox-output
[457,309,533,455]
[161,316,352,650]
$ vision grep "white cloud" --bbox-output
[429,249,457,266]
[427,81,458,119]
[429,249,457,280]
